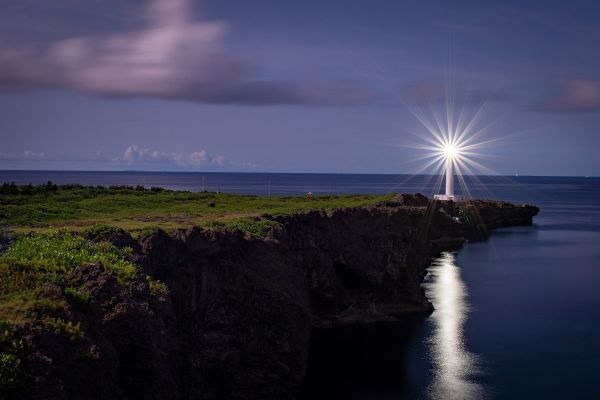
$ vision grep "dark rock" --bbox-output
[9,196,539,400]
[85,227,138,250]
[14,263,181,400]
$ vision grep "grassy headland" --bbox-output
[0,182,395,389]
[0,182,394,233]
[0,182,393,376]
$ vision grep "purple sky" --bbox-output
[1,0,600,176]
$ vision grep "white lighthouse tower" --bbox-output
[434,143,462,201]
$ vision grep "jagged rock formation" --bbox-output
[11,195,538,400]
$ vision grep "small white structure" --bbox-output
[434,144,462,201]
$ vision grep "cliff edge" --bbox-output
[5,195,538,400]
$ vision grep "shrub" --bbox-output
[0,353,21,391]
[457,208,470,223]
[202,221,226,231]
[1,230,137,285]
[0,223,15,254]
[133,225,162,240]
[83,223,124,238]
[0,321,23,392]
[201,218,283,239]
[146,276,168,298]
[41,317,84,341]
[65,287,91,307]
[32,298,66,317]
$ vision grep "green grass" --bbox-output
[0,184,396,391]
[201,217,284,239]
[82,223,126,238]
[1,230,137,285]
[0,184,394,233]
[0,184,394,335]
[0,230,138,327]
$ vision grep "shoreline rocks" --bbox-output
[10,195,538,400]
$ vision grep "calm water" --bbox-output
[2,170,600,399]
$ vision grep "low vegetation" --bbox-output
[0,320,23,392]
[201,217,284,239]
[1,230,137,285]
[0,183,394,233]
[0,183,395,391]
[0,229,137,325]
[0,222,14,253]
[147,276,169,299]
[0,226,146,392]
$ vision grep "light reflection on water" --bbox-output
[423,252,485,400]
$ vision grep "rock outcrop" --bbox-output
[10,196,538,400]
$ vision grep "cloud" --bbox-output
[402,81,446,104]
[0,146,247,170]
[0,150,46,160]
[122,145,226,168]
[535,79,600,112]
[400,79,508,105]
[0,152,17,160]
[23,150,46,160]
[123,145,171,164]
[0,0,373,106]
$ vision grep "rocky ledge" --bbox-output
[10,195,538,400]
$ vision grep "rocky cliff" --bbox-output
[9,195,538,400]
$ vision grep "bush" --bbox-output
[202,221,226,231]
[146,276,168,299]
[83,224,128,244]
[0,183,18,195]
[133,225,162,240]
[65,287,91,307]
[0,223,15,254]
[228,218,283,239]
[41,317,84,341]
[203,217,283,239]
[457,208,470,223]
[32,298,66,317]
[1,230,137,285]
[83,223,124,238]
[0,321,23,392]
[0,354,21,389]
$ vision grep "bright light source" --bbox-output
[443,143,458,159]
[401,83,507,201]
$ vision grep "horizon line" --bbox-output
[0,169,597,179]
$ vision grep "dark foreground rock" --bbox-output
[9,195,538,400]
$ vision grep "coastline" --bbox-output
[0,192,538,399]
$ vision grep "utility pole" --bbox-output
[202,176,206,192]
[268,177,271,199]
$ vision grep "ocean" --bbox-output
[2,170,600,399]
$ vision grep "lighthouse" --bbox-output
[434,143,462,201]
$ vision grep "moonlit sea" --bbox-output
[2,170,600,399]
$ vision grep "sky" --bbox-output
[1,0,600,176]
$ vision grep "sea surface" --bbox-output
[2,170,600,399]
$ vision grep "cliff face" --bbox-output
[12,196,538,400]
